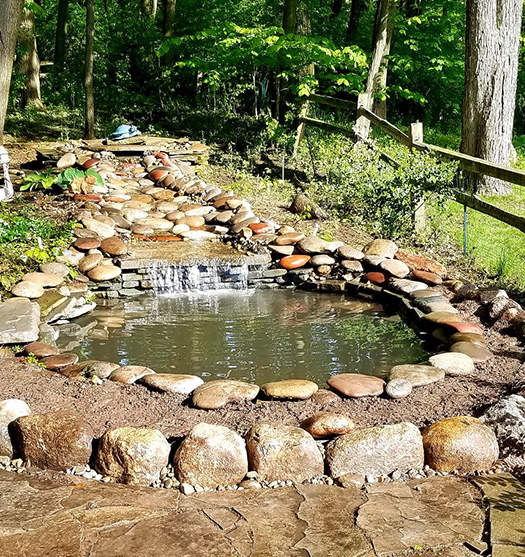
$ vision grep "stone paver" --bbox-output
[0,470,519,557]
[0,298,40,344]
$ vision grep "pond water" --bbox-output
[56,289,429,384]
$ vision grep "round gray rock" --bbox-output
[385,379,413,399]
[389,364,445,387]
[429,352,475,376]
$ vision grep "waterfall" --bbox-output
[147,259,249,295]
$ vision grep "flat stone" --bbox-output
[389,364,445,387]
[81,218,115,239]
[174,423,248,488]
[100,237,127,256]
[422,416,499,473]
[337,245,364,260]
[43,353,79,371]
[385,378,413,399]
[56,152,76,169]
[11,281,44,299]
[395,248,447,276]
[429,352,475,376]
[0,399,31,457]
[411,288,442,299]
[123,208,149,222]
[388,278,428,294]
[380,259,410,278]
[363,272,387,285]
[363,239,398,259]
[311,254,336,266]
[176,216,206,228]
[88,265,122,282]
[109,365,155,384]
[78,253,103,273]
[449,332,486,346]
[451,341,492,362]
[261,379,318,400]
[135,217,173,231]
[363,254,385,266]
[249,222,275,235]
[327,373,385,398]
[274,232,305,245]
[424,311,464,324]
[311,388,341,405]
[412,269,443,285]
[300,413,354,438]
[95,427,170,486]
[279,255,310,270]
[12,411,93,470]
[0,298,40,344]
[74,237,101,251]
[340,260,363,273]
[192,380,259,409]
[445,321,485,335]
[326,422,424,478]
[79,360,119,379]
[297,237,343,255]
[22,341,59,358]
[246,424,323,482]
[139,373,204,395]
[40,263,70,278]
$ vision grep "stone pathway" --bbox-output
[0,470,523,556]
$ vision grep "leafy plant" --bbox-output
[20,170,56,192]
[56,168,103,190]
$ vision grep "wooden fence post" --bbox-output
[354,92,371,141]
[409,122,426,232]
[293,100,310,157]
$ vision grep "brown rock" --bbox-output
[389,364,445,387]
[192,380,259,409]
[174,423,248,488]
[95,427,170,485]
[43,353,79,371]
[363,239,398,259]
[445,321,484,335]
[87,265,122,282]
[340,260,364,273]
[100,237,127,256]
[450,342,492,362]
[279,255,310,270]
[301,413,355,438]
[109,365,155,384]
[424,312,464,324]
[11,281,44,299]
[0,399,31,457]
[246,424,323,482]
[363,272,387,285]
[338,245,365,260]
[448,332,486,347]
[261,379,318,400]
[328,373,385,398]
[311,389,341,405]
[422,416,499,473]
[78,253,103,273]
[380,259,410,278]
[395,249,446,277]
[23,342,59,359]
[21,272,64,288]
[12,411,93,471]
[412,270,443,285]
[139,374,204,395]
[275,233,305,246]
[74,237,101,251]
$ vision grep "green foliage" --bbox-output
[56,168,103,189]
[20,170,55,192]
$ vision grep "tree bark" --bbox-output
[346,0,365,44]
[84,0,95,140]
[54,0,69,68]
[163,0,176,37]
[0,0,25,142]
[355,0,396,138]
[19,6,44,110]
[142,0,157,19]
[282,0,299,33]
[460,0,523,195]
[330,0,343,19]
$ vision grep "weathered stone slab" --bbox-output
[0,298,40,344]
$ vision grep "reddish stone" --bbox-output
[149,169,169,182]
[364,272,387,285]
[104,196,127,203]
[444,321,484,335]
[83,158,100,170]
[153,152,167,159]
[150,235,183,242]
[74,237,101,251]
[279,255,310,270]
[23,342,59,359]
[249,222,275,235]
[395,249,446,277]
[100,237,127,256]
[412,270,443,285]
[74,193,102,202]
[44,353,79,371]
[327,373,385,398]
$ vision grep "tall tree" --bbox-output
[163,0,176,37]
[142,0,157,19]
[0,0,25,142]
[346,0,366,44]
[84,0,95,139]
[54,0,69,68]
[282,0,299,33]
[460,0,523,194]
[19,5,44,110]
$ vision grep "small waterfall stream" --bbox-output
[147,259,249,295]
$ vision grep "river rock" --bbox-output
[389,278,428,294]
[78,253,103,273]
[389,364,445,387]
[380,259,410,278]
[385,378,413,399]
[88,265,122,282]
[192,380,259,409]
[363,272,387,285]
[311,388,341,405]
[422,416,499,473]
[12,411,93,471]
[429,352,475,376]
[445,321,484,335]
[123,209,149,222]
[74,237,101,251]
[139,373,204,395]
[0,298,40,344]
[11,281,44,299]
[174,423,248,488]
[297,237,343,255]
[0,399,31,457]
[300,412,354,438]
[100,237,127,256]
[43,353,79,371]
[327,373,385,398]
[22,272,64,288]
[135,217,174,231]
[95,427,170,485]
[395,249,446,277]
[340,260,364,273]
[40,263,70,278]
[449,332,486,347]
[338,245,365,260]
[279,254,311,270]
[82,218,115,239]
[326,422,424,478]
[412,270,443,285]
[109,365,155,384]
[275,232,305,245]
[450,342,492,362]
[363,239,398,259]
[261,379,318,400]
[481,395,525,457]
[246,424,323,482]
[57,152,76,169]
[22,341,58,358]
[311,254,336,266]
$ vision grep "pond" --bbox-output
[55,289,429,384]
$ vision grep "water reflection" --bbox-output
[55,290,429,383]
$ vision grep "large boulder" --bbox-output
[12,411,93,470]
[325,422,424,478]
[0,399,31,457]
[95,427,170,485]
[481,395,525,457]
[245,424,323,482]
[422,416,499,473]
[174,423,248,488]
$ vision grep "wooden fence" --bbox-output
[294,92,525,234]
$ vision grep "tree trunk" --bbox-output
[0,0,25,142]
[163,0,176,37]
[84,0,95,140]
[355,0,396,139]
[460,0,523,195]
[142,0,157,19]
[282,0,299,33]
[19,7,44,110]
[54,0,69,68]
[330,0,343,19]
[346,0,365,44]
